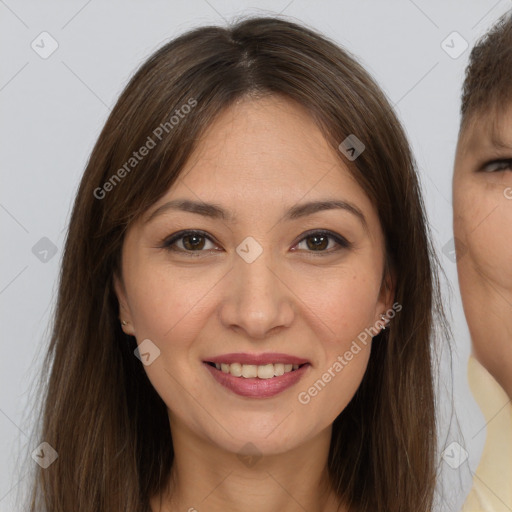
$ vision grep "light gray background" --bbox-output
[1,1,511,510]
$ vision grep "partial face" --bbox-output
[453,105,512,395]
[115,95,393,456]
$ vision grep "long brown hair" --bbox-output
[22,15,446,511]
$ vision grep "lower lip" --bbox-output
[203,362,311,398]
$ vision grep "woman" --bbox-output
[25,16,446,512]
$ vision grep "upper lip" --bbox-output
[205,353,310,366]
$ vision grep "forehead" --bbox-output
[191,95,336,167]
[179,94,364,197]
[458,103,512,157]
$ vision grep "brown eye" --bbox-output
[294,230,351,253]
[182,233,206,250]
[305,234,329,251]
[162,230,217,253]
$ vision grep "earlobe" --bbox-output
[376,265,397,330]
[113,273,135,336]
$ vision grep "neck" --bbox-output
[151,415,346,512]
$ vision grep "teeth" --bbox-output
[274,363,285,376]
[230,362,242,377]
[211,362,304,379]
[257,364,274,379]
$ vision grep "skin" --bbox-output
[453,104,512,400]
[114,94,394,512]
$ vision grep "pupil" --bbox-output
[184,235,205,250]
[307,235,328,251]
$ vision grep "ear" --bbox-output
[113,272,136,336]
[375,263,397,330]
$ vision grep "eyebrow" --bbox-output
[145,198,368,231]
[472,121,512,152]
[468,134,512,161]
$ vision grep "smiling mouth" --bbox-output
[205,361,309,379]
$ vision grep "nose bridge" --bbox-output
[220,243,294,338]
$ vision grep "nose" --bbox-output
[218,250,295,340]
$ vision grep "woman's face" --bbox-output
[115,95,393,456]
[453,107,512,393]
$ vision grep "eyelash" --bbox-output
[481,159,512,172]
[160,229,351,257]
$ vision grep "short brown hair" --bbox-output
[460,9,512,130]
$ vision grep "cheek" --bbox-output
[290,261,380,403]
[124,266,216,419]
[292,258,382,339]
[455,186,512,288]
[126,262,222,343]
[294,309,373,430]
